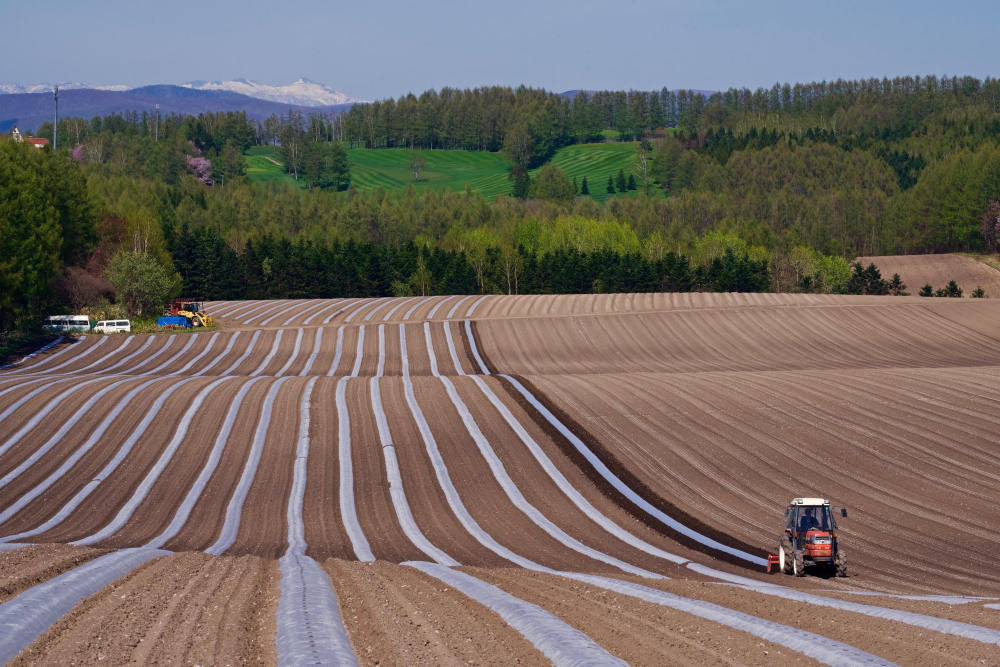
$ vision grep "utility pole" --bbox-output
[53,86,58,151]
[155,103,159,142]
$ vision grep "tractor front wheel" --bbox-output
[779,536,793,574]
[793,550,805,577]
[835,550,848,578]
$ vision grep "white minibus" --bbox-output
[42,315,91,332]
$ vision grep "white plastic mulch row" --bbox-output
[499,371,768,567]
[275,376,359,665]
[371,325,457,566]
[688,564,1000,647]
[406,561,628,667]
[0,548,169,664]
[147,377,266,550]
[0,377,166,517]
[206,377,291,555]
[0,336,64,370]
[0,378,198,544]
[565,571,898,667]
[337,325,374,562]
[73,377,234,546]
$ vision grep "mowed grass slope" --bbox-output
[246,142,657,202]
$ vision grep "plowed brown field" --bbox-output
[2,292,999,665]
[857,253,1000,297]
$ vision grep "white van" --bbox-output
[42,315,91,332]
[93,320,131,334]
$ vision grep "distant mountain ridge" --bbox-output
[0,85,354,133]
[1,77,365,109]
[0,82,129,94]
[180,77,366,106]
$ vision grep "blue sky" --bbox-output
[3,0,996,99]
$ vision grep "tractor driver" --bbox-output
[798,507,821,531]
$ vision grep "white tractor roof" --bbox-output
[791,497,829,506]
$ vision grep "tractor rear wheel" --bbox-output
[779,536,793,574]
[835,550,848,578]
[793,550,805,577]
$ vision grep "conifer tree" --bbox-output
[616,169,627,192]
[919,284,934,297]
[627,173,637,190]
[606,175,616,194]
[580,176,589,195]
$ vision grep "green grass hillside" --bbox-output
[246,146,301,188]
[246,142,658,202]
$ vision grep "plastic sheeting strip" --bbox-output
[464,320,490,375]
[0,377,168,526]
[446,295,474,319]
[686,564,1000,647]
[502,374,769,567]
[350,326,365,377]
[437,372,661,579]
[147,377,265,549]
[275,328,305,377]
[0,336,64,370]
[276,553,359,667]
[467,375,687,566]
[275,376,360,666]
[326,327,345,377]
[465,294,489,316]
[0,548,169,665]
[382,296,418,321]
[299,327,323,377]
[337,337,374,561]
[0,377,136,489]
[73,377,233,546]
[564,572,899,667]
[206,377,290,555]
[249,329,284,376]
[443,321,466,375]
[374,325,457,566]
[403,296,436,320]
[168,332,220,376]
[406,561,628,667]
[220,330,262,376]
[426,295,457,319]
[818,590,1000,605]
[194,331,241,376]
[0,379,196,544]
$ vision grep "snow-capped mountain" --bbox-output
[0,82,129,94]
[180,78,365,106]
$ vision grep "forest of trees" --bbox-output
[6,73,1000,338]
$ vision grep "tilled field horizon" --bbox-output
[1,292,999,665]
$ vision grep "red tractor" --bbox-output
[777,498,848,577]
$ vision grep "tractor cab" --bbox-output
[776,498,848,577]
